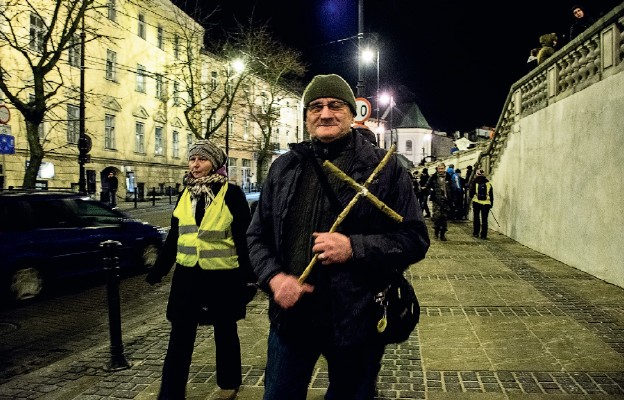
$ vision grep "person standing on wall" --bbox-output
[569,4,596,41]
[247,73,430,400]
[105,171,118,208]
[469,169,494,240]
[146,139,257,400]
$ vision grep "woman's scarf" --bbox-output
[185,174,228,208]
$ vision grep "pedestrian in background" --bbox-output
[526,47,539,71]
[418,167,431,218]
[146,139,257,400]
[469,169,494,240]
[569,4,596,40]
[105,171,118,208]
[426,163,453,241]
[537,33,558,65]
[247,73,430,400]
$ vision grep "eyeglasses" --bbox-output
[306,100,349,115]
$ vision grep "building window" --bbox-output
[173,34,179,59]
[29,13,45,52]
[105,114,116,149]
[208,108,216,131]
[405,140,413,155]
[173,81,180,105]
[106,49,117,81]
[187,132,193,153]
[227,115,233,134]
[228,157,238,180]
[136,64,146,93]
[243,120,249,140]
[107,0,116,21]
[135,122,145,153]
[155,74,164,99]
[138,13,146,39]
[157,25,164,50]
[68,34,80,67]
[154,126,164,156]
[67,104,80,144]
[172,130,179,158]
[211,71,217,90]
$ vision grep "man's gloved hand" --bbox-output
[145,272,162,285]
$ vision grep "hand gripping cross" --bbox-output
[298,144,404,284]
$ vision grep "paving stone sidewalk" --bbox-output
[1,220,623,399]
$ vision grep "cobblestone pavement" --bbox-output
[1,209,623,399]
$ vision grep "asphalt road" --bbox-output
[0,192,260,385]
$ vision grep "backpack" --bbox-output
[477,182,488,201]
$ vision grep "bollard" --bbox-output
[134,186,138,208]
[168,186,172,204]
[152,187,156,206]
[100,240,131,372]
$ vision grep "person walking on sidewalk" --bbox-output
[418,167,431,218]
[105,171,118,208]
[146,139,257,400]
[247,73,430,400]
[469,169,494,239]
[426,163,453,241]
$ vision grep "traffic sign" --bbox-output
[354,97,372,123]
[0,104,10,124]
[0,127,15,154]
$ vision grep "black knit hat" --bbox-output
[302,74,357,114]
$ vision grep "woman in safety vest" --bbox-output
[469,169,494,240]
[146,139,257,400]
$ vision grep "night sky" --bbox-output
[173,0,620,133]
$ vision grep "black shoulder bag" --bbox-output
[375,271,420,344]
[308,151,420,345]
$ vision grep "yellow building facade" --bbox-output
[0,0,302,199]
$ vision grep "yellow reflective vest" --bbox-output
[472,181,492,205]
[173,183,239,270]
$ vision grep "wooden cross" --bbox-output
[298,144,404,284]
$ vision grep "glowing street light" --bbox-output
[225,59,246,162]
[379,93,395,148]
[362,47,380,144]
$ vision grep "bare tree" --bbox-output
[229,21,306,183]
[164,3,253,142]
[0,0,104,188]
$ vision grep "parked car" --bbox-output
[0,191,166,303]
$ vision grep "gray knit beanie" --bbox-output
[302,74,357,114]
[188,139,227,168]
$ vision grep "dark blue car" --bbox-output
[0,191,166,303]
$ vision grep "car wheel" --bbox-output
[9,266,44,301]
[140,243,160,269]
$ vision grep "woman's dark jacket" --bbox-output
[246,131,430,346]
[147,183,255,324]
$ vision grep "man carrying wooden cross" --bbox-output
[247,73,430,400]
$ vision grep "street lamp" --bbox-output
[362,47,380,144]
[379,93,394,149]
[225,59,245,162]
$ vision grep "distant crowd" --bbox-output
[410,163,493,241]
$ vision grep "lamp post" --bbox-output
[78,14,87,194]
[356,0,365,96]
[225,59,245,163]
[362,47,380,145]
